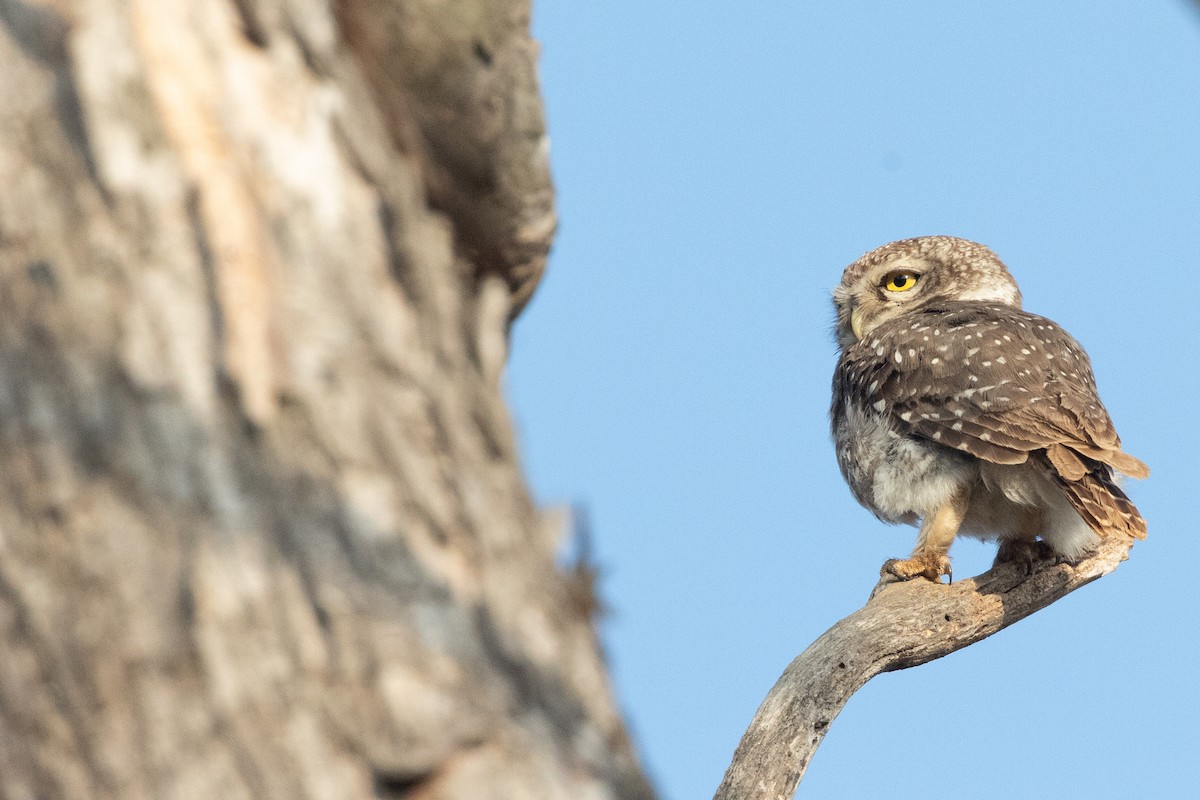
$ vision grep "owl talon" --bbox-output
[881,554,952,583]
[994,539,1055,575]
[1054,551,1081,567]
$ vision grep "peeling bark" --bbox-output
[0,2,647,798]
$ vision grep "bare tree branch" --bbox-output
[714,535,1137,800]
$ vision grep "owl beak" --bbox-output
[850,306,865,340]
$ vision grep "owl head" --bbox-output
[832,236,1023,350]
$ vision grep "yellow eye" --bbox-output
[882,271,920,293]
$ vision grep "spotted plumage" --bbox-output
[831,236,1147,582]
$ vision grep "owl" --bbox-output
[830,236,1148,582]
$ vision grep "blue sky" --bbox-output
[511,3,1200,798]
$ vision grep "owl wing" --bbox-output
[841,302,1148,537]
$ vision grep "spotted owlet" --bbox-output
[831,236,1148,582]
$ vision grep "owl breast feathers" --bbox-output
[830,236,1147,582]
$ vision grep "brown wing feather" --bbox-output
[908,417,1029,463]
[1070,445,1149,480]
[849,302,1149,475]
[840,302,1148,534]
[1045,442,1087,481]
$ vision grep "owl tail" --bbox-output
[1056,466,1148,541]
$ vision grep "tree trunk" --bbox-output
[0,2,652,799]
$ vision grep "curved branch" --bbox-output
[713,535,1136,800]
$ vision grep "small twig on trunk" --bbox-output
[714,535,1135,800]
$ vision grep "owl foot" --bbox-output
[881,553,952,583]
[993,539,1055,575]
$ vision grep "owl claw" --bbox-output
[993,539,1055,574]
[881,554,952,583]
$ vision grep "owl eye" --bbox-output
[882,271,920,293]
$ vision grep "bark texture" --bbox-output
[0,2,652,799]
[714,535,1136,800]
